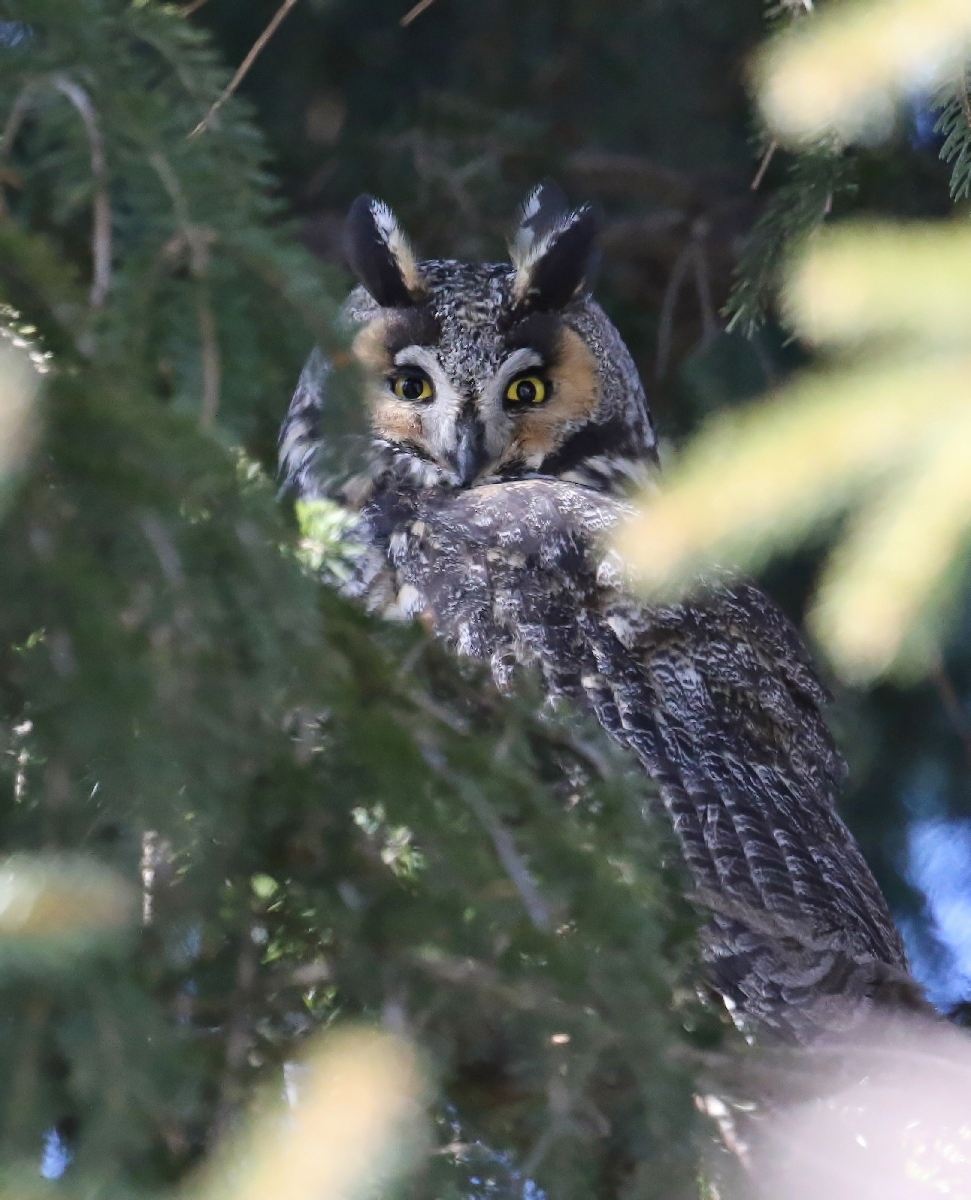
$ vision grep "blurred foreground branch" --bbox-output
[621,0,971,684]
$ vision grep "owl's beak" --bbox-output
[454,415,488,487]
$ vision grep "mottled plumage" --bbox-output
[280,187,925,1043]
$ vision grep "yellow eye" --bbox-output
[391,372,434,402]
[505,375,548,405]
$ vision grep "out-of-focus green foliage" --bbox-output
[0,853,135,965]
[0,3,713,1199]
[620,252,971,683]
[0,338,40,491]
[755,0,971,147]
[199,1027,428,1200]
[621,0,971,688]
[619,0,971,686]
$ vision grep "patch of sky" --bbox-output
[909,93,943,152]
[0,22,30,47]
[903,817,971,1010]
[40,1127,71,1180]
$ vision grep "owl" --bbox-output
[280,185,925,1044]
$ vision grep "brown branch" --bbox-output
[2,995,49,1146]
[400,0,438,25]
[0,85,35,219]
[51,76,112,309]
[691,219,719,350]
[140,830,159,925]
[929,660,971,780]
[209,926,260,1146]
[1,87,33,158]
[751,139,778,191]
[190,0,301,137]
[149,154,222,427]
[460,781,553,933]
[197,291,221,428]
[655,241,694,380]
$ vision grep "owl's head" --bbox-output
[343,185,657,494]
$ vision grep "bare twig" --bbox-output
[751,139,778,191]
[139,830,174,925]
[190,0,301,137]
[691,220,719,350]
[566,148,703,208]
[180,0,213,15]
[460,782,553,933]
[0,85,35,218]
[3,996,50,1146]
[929,660,971,780]
[751,328,779,387]
[400,0,438,26]
[655,241,694,380]
[148,154,222,427]
[51,76,112,308]
[1,87,33,158]
[196,291,222,427]
[521,1120,568,1180]
[12,718,32,803]
[140,830,159,925]
[210,926,260,1145]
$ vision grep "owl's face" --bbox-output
[343,187,656,493]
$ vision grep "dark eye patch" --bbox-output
[385,307,441,357]
[502,312,563,366]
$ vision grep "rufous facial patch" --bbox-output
[501,328,600,468]
[352,318,430,446]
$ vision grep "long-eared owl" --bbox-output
[280,185,924,1043]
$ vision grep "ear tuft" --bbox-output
[509,191,598,312]
[343,195,425,308]
[510,181,570,268]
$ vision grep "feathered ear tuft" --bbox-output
[509,186,598,311]
[343,195,425,308]
[510,181,570,267]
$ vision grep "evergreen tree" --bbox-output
[0,3,715,1198]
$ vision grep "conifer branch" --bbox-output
[149,153,222,426]
[0,86,34,218]
[724,148,852,335]
[1,76,112,309]
[750,139,778,190]
[460,781,553,933]
[934,68,971,201]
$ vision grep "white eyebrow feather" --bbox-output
[392,346,442,374]
[495,347,545,379]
